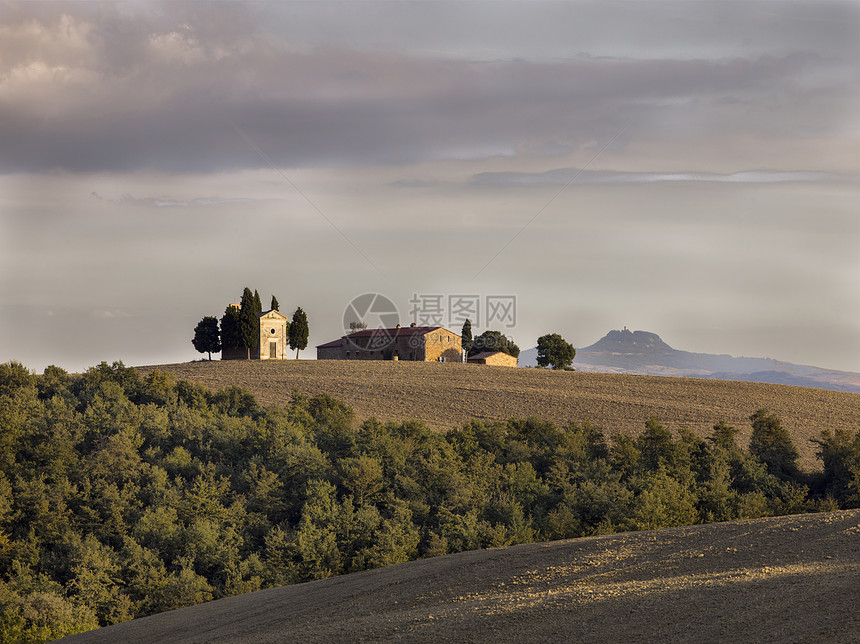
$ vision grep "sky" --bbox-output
[1,0,858,374]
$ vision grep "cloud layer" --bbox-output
[1,2,857,174]
[1,1,858,374]
[472,169,857,187]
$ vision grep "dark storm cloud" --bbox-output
[0,2,856,174]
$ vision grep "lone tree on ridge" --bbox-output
[536,333,576,370]
[192,316,221,360]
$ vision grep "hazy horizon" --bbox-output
[1,1,858,374]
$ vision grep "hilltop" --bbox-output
[137,360,860,471]
[519,329,860,393]
[63,509,860,643]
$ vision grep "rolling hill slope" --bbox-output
[62,509,860,643]
[136,360,860,471]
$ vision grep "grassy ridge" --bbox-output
[140,360,860,471]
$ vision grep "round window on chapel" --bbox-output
[270,328,276,334]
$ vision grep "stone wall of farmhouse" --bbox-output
[319,327,462,361]
[317,345,343,360]
[338,332,417,361]
[422,328,462,362]
[482,352,518,367]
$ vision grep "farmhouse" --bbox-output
[467,351,518,367]
[223,308,290,360]
[317,324,462,362]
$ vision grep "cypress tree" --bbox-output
[220,305,242,357]
[253,290,263,315]
[461,319,472,359]
[239,287,258,359]
[271,295,280,312]
[289,307,310,359]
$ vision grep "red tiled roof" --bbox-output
[345,326,444,338]
[317,326,461,349]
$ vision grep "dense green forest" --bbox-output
[0,360,858,642]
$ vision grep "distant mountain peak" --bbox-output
[519,329,860,393]
[584,328,675,354]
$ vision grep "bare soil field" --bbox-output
[138,360,860,471]
[63,509,860,643]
